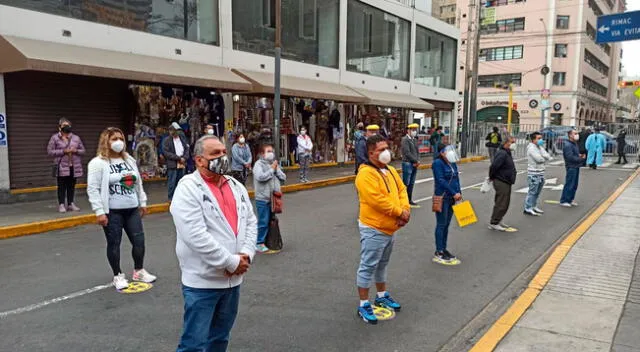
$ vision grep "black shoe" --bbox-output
[615,161,621,164]
[443,250,456,259]
[409,201,421,208]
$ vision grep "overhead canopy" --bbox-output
[0,35,252,91]
[351,88,435,111]
[232,69,368,103]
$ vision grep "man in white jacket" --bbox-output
[524,132,552,216]
[170,135,257,352]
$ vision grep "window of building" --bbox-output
[481,17,525,34]
[0,0,220,45]
[486,0,526,6]
[556,15,570,29]
[586,22,597,40]
[601,43,611,56]
[605,0,614,9]
[583,76,608,97]
[553,72,566,86]
[554,44,568,58]
[347,0,411,81]
[479,45,524,61]
[584,49,610,76]
[414,25,457,89]
[588,0,603,16]
[478,73,522,88]
[233,0,339,68]
[550,113,563,126]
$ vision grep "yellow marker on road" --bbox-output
[373,307,395,321]
[119,282,153,294]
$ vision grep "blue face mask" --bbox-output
[537,139,545,147]
[354,130,363,138]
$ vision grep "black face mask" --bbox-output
[61,126,72,134]
[205,155,230,175]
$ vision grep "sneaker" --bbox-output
[524,208,540,216]
[533,207,544,214]
[304,178,310,183]
[256,244,270,253]
[433,251,451,265]
[58,204,67,213]
[67,203,80,212]
[132,269,157,283]
[375,293,402,311]
[113,273,129,290]
[560,203,572,208]
[571,201,579,207]
[357,302,378,325]
[409,201,421,208]
[489,223,507,231]
[443,250,457,260]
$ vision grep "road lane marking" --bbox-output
[0,283,112,319]
[415,177,434,184]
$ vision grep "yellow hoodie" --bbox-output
[355,164,410,235]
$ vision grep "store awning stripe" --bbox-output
[351,88,435,111]
[231,69,368,103]
[0,35,252,91]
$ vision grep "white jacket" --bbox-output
[526,143,552,175]
[170,172,257,289]
[297,134,313,156]
[87,155,148,216]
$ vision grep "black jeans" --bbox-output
[617,151,628,164]
[103,208,145,276]
[491,179,512,225]
[57,168,76,205]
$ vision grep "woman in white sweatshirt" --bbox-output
[87,127,156,290]
[296,126,313,183]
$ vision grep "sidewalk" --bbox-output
[476,170,640,351]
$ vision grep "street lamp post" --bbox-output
[540,18,551,129]
[273,0,282,161]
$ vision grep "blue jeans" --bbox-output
[524,174,545,210]
[256,200,271,245]
[560,167,580,204]
[177,285,240,352]
[434,197,454,252]
[402,162,418,202]
[356,224,395,288]
[168,168,186,200]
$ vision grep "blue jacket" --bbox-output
[563,140,582,169]
[231,143,252,171]
[432,158,461,198]
[355,134,368,170]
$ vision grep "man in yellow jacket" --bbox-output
[354,134,410,325]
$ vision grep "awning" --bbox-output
[231,69,368,103]
[351,88,435,111]
[0,35,252,91]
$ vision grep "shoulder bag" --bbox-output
[271,173,283,214]
[432,164,455,213]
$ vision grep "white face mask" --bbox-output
[378,149,392,165]
[207,129,214,135]
[110,140,125,153]
[239,137,246,144]
[509,143,517,151]
[573,134,579,141]
[264,151,275,162]
[410,130,417,137]
[301,130,307,136]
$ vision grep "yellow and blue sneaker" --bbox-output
[375,293,401,311]
[357,302,378,325]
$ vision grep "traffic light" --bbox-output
[618,81,640,88]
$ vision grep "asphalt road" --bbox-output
[0,159,634,352]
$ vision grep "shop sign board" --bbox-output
[0,113,7,147]
[481,7,497,26]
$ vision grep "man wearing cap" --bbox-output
[401,123,421,207]
[355,124,379,174]
[163,122,190,201]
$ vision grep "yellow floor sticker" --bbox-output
[119,282,153,294]
[373,306,396,321]
[544,200,560,204]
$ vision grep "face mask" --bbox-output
[264,152,275,162]
[441,145,460,163]
[207,129,214,135]
[537,139,545,147]
[301,130,307,136]
[410,131,417,137]
[378,149,391,165]
[239,137,246,144]
[110,140,125,153]
[509,143,517,151]
[61,126,72,134]
[206,155,229,175]
[574,134,580,141]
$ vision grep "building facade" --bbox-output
[0,0,458,196]
[458,0,625,128]
[432,0,459,26]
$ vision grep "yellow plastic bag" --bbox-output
[453,200,478,228]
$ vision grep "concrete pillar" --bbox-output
[0,74,9,193]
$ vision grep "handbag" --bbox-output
[432,164,455,213]
[271,177,283,214]
[264,214,283,251]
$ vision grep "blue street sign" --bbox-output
[596,10,640,43]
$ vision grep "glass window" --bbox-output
[483,17,525,34]
[478,73,522,88]
[480,45,523,62]
[414,25,457,89]
[232,0,339,68]
[554,44,568,58]
[553,72,566,86]
[347,0,411,81]
[556,15,570,29]
[0,0,220,45]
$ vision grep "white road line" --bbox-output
[0,283,112,319]
[415,177,434,184]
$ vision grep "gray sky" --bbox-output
[622,2,640,78]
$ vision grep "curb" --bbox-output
[0,156,487,240]
[468,167,640,352]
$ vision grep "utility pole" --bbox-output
[461,0,482,158]
[273,0,282,161]
[469,0,482,126]
[460,0,476,158]
[507,83,513,133]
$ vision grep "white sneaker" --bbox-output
[560,203,572,208]
[58,204,67,213]
[524,208,540,216]
[488,224,507,231]
[533,207,544,214]
[571,201,579,207]
[113,273,129,290]
[132,269,157,283]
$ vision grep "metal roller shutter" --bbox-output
[5,72,129,189]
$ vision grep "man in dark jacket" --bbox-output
[401,123,421,207]
[560,130,586,207]
[163,122,190,201]
[355,124,379,174]
[488,136,517,232]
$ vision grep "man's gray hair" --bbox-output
[193,135,220,156]
[58,117,71,126]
